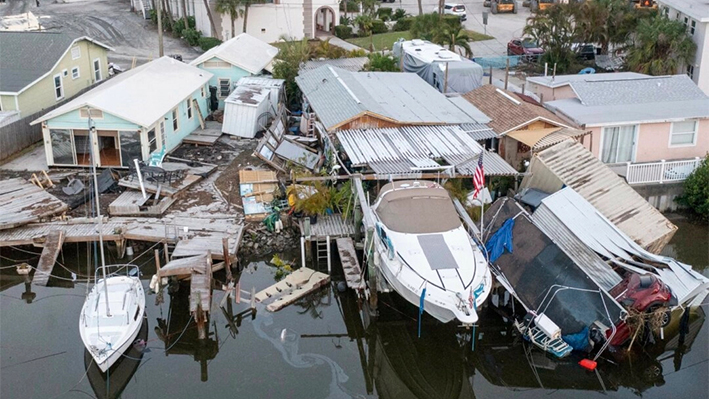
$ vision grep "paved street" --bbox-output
[0,0,201,69]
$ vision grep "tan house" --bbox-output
[0,32,113,118]
[462,85,588,170]
[529,74,709,185]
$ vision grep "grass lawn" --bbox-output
[345,29,494,51]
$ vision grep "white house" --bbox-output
[194,0,339,43]
[657,0,709,94]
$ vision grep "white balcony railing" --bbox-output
[625,158,702,185]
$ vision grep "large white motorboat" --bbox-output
[371,180,492,325]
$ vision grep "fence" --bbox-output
[625,158,702,185]
[0,82,105,163]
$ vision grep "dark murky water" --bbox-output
[1,219,707,399]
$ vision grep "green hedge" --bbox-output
[199,36,222,51]
[182,28,202,46]
[393,17,413,31]
[334,24,353,39]
[371,19,388,34]
[377,7,393,21]
[339,1,360,12]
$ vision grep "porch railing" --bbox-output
[625,157,702,185]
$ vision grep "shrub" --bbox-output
[182,28,202,46]
[371,19,388,34]
[339,0,360,12]
[365,53,399,71]
[392,8,407,21]
[172,16,197,37]
[334,24,353,39]
[393,16,413,32]
[198,36,222,51]
[441,14,462,29]
[677,156,709,221]
[376,7,393,21]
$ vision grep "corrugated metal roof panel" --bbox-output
[529,140,677,252]
[300,57,369,72]
[460,123,498,140]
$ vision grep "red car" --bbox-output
[507,38,544,60]
[608,273,676,346]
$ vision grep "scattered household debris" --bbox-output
[254,109,320,172]
[238,169,279,220]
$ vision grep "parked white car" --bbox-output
[433,3,467,20]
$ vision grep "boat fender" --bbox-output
[149,274,159,292]
[373,252,380,267]
[579,359,597,371]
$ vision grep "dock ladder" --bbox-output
[315,236,331,274]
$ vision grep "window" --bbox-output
[172,108,179,132]
[687,64,695,79]
[159,121,166,147]
[218,78,230,98]
[71,46,81,60]
[662,6,668,16]
[93,58,102,82]
[79,108,103,119]
[601,125,637,163]
[148,129,157,153]
[186,98,193,119]
[670,120,697,146]
[62,69,68,77]
[201,85,206,98]
[690,20,696,35]
[53,74,64,100]
[71,67,80,79]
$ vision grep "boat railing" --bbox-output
[93,264,140,282]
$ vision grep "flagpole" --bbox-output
[480,177,484,243]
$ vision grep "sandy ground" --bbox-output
[0,0,202,69]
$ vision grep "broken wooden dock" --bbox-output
[118,162,216,197]
[0,178,68,230]
[182,121,223,146]
[299,214,356,239]
[253,267,330,312]
[335,238,364,290]
[108,190,175,216]
[33,230,65,286]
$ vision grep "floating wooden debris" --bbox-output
[0,178,68,230]
[182,121,223,146]
[108,190,175,216]
[254,267,330,312]
[33,230,65,286]
[335,238,364,290]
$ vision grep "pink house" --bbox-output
[528,73,709,184]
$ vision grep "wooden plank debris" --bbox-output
[182,121,222,145]
[118,162,216,196]
[254,267,330,312]
[299,214,355,239]
[335,238,364,290]
[33,230,65,286]
[108,190,175,216]
[0,178,68,230]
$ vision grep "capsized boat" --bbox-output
[80,265,146,372]
[371,180,492,325]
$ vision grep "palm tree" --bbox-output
[354,14,374,50]
[216,0,239,38]
[625,14,696,75]
[435,25,472,58]
[202,0,221,40]
[574,0,635,55]
[523,3,577,72]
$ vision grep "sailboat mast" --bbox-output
[88,106,111,317]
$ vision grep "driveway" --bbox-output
[0,0,201,69]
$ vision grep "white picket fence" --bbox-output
[626,157,702,185]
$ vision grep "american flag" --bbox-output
[472,151,485,198]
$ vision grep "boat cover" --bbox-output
[484,198,625,335]
[376,182,461,234]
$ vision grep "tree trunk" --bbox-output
[242,3,249,33]
[163,0,174,28]
[231,12,235,38]
[344,0,348,19]
[417,0,422,15]
[180,0,189,31]
[202,0,220,40]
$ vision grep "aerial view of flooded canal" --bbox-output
[1,217,707,399]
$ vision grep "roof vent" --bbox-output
[438,51,455,59]
[411,39,425,46]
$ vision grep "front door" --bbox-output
[601,125,637,163]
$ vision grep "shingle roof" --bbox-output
[570,75,707,106]
[296,65,474,130]
[190,33,279,74]
[32,57,212,127]
[545,75,709,126]
[0,32,112,93]
[462,85,568,135]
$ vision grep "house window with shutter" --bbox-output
[218,78,230,98]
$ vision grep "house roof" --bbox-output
[32,57,212,127]
[523,140,677,253]
[657,0,709,22]
[506,127,589,151]
[334,125,518,176]
[296,65,474,130]
[300,57,369,72]
[0,32,113,94]
[189,33,279,74]
[545,75,709,126]
[526,72,647,89]
[462,85,568,135]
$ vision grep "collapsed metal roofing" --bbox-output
[295,66,474,130]
[521,140,677,253]
[335,125,518,176]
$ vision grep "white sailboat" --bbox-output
[371,180,492,325]
[79,108,146,372]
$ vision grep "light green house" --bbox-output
[189,33,279,109]
[0,32,113,118]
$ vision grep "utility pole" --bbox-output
[157,0,164,57]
